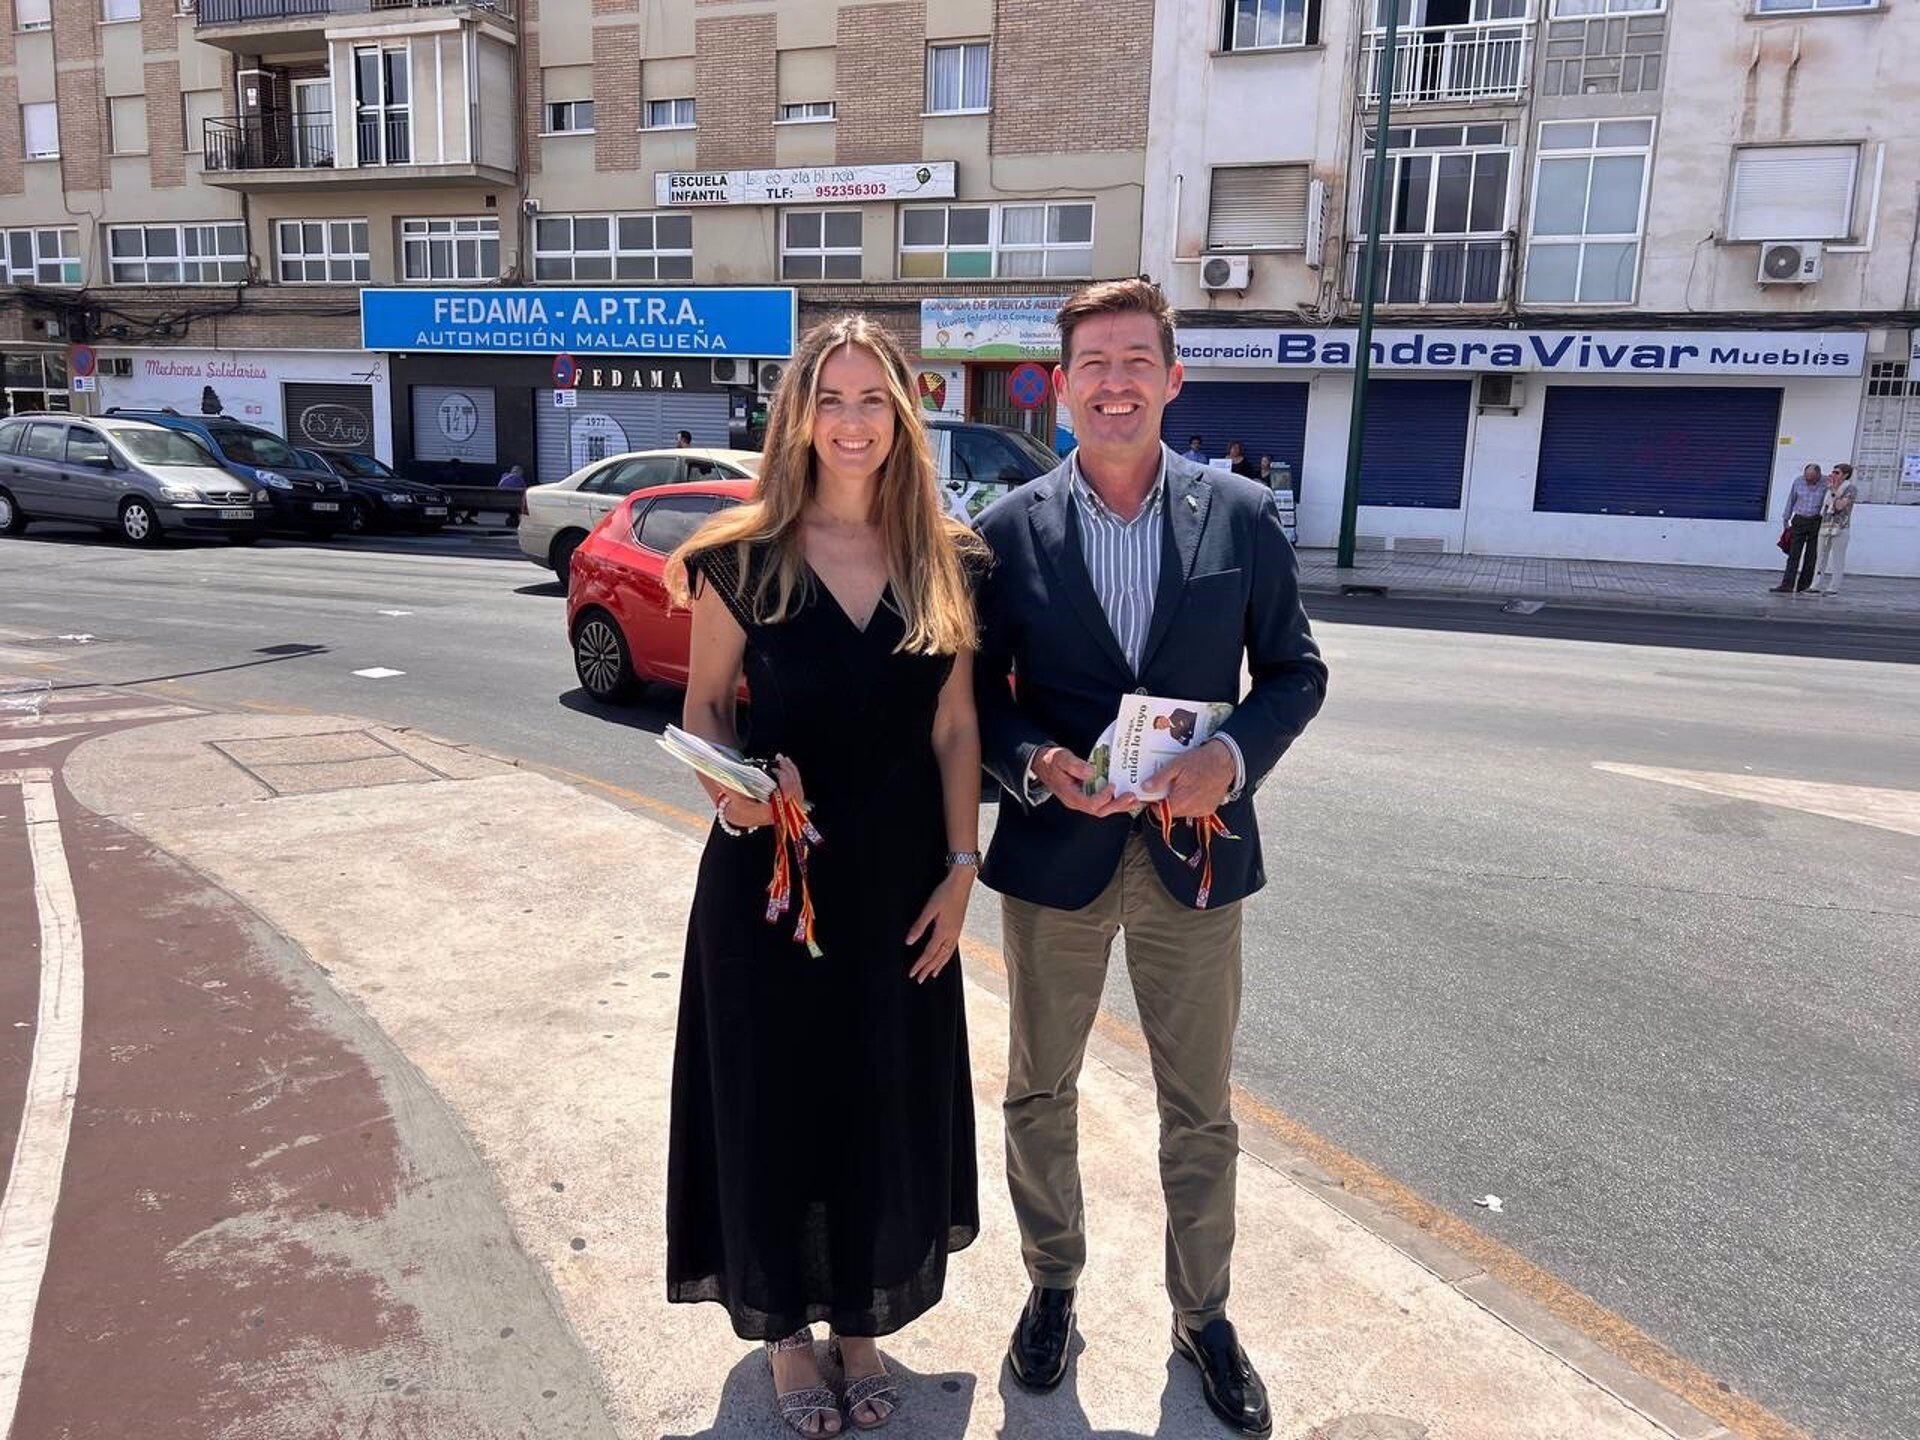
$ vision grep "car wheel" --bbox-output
[119,497,160,545]
[0,488,25,536]
[573,609,639,703]
[550,531,586,594]
[348,499,374,535]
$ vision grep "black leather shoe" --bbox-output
[1007,1286,1075,1391]
[1172,1317,1272,1436]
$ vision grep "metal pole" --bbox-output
[1337,0,1402,569]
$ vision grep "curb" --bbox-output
[1298,579,1919,633]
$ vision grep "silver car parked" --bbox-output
[0,414,267,545]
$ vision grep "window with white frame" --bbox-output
[1355,124,1513,303]
[1523,117,1653,304]
[2,227,81,285]
[643,98,695,129]
[925,41,990,114]
[778,101,836,122]
[532,213,693,281]
[1754,0,1875,12]
[544,99,594,134]
[22,103,58,159]
[276,219,370,283]
[1221,0,1321,51]
[1551,0,1662,13]
[15,0,50,27]
[108,222,248,284]
[899,201,1093,280]
[1208,164,1312,250]
[1726,144,1860,242]
[1854,360,1920,506]
[101,0,138,20]
[1367,0,1529,24]
[781,210,862,281]
[400,216,500,282]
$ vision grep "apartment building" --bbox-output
[1144,0,1919,577]
[0,0,1151,482]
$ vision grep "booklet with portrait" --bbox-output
[1084,695,1235,801]
[657,725,778,802]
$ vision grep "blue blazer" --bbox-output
[973,448,1328,910]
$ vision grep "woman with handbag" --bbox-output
[663,315,986,1436]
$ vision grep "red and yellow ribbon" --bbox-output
[763,790,824,957]
[1151,801,1236,910]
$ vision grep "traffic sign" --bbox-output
[1009,361,1050,411]
[552,353,578,389]
[70,344,96,378]
[71,375,97,393]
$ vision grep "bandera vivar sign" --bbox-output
[1178,327,1867,377]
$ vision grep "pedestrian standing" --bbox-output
[1812,463,1858,596]
[1224,441,1257,479]
[677,429,694,448]
[1772,464,1826,594]
[1182,435,1207,465]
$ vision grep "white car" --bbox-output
[518,448,762,589]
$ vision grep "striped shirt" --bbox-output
[1069,448,1167,674]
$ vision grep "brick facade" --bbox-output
[0,0,15,69]
[694,14,775,170]
[592,22,641,172]
[0,76,20,197]
[51,0,97,62]
[54,66,104,191]
[592,0,636,17]
[991,0,1149,155]
[145,61,185,188]
[836,1,923,167]
[140,0,178,58]
[523,24,542,175]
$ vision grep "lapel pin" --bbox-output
[1186,494,1198,511]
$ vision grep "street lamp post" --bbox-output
[1336,1,1403,569]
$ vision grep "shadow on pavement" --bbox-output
[664,1347,978,1439]
[558,686,680,735]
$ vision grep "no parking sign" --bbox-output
[1009,362,1050,411]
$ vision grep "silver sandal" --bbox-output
[828,1335,899,1432]
[766,1329,842,1437]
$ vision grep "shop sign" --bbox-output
[1177,328,1867,378]
[361,287,796,358]
[921,297,1068,361]
[657,162,955,208]
[574,363,698,391]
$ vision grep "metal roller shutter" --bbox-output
[283,383,376,453]
[412,385,498,465]
[534,390,730,484]
[1356,378,1471,508]
[1159,381,1308,490]
[1207,166,1311,250]
[1534,385,1780,519]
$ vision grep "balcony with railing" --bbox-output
[1345,235,1514,308]
[192,0,512,50]
[202,110,513,190]
[1361,23,1532,106]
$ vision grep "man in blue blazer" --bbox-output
[974,280,1327,1436]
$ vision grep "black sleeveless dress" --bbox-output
[665,542,978,1340]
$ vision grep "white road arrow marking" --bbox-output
[352,667,406,679]
[1595,763,1920,838]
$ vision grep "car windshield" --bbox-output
[114,429,219,467]
[333,452,395,478]
[208,426,299,467]
[1002,428,1060,472]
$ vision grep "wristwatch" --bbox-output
[946,850,982,869]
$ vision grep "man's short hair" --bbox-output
[1835,462,1854,478]
[1055,277,1178,368]
[1188,435,1203,447]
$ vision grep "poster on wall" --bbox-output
[1901,453,1920,489]
[920,298,1067,361]
[914,366,966,420]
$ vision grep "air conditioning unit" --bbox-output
[710,357,751,386]
[1200,254,1251,292]
[756,360,785,393]
[1478,373,1524,411]
[1758,241,1823,285]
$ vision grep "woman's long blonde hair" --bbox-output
[668,314,985,655]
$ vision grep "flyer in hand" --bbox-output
[657,725,778,802]
[1085,695,1235,801]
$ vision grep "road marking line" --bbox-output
[0,738,64,756]
[376,610,413,617]
[352,667,406,680]
[1596,762,1920,838]
[0,769,84,1437]
[0,705,200,732]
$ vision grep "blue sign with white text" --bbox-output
[360,287,797,358]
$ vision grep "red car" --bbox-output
[567,477,755,702]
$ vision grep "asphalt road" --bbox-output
[3,525,1916,1440]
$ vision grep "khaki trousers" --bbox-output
[1001,833,1245,1325]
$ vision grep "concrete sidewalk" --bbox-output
[56,710,1758,1440]
[1294,548,1919,628]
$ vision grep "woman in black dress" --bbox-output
[665,315,985,1435]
